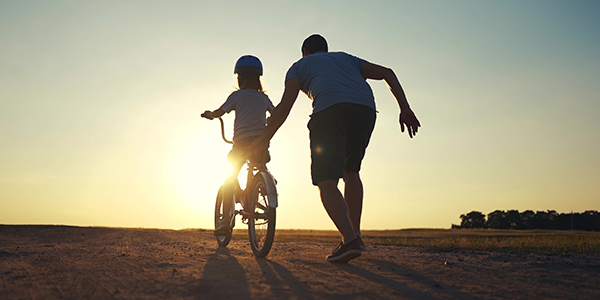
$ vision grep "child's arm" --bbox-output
[201,109,225,120]
[360,62,421,138]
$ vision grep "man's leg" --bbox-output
[317,179,357,243]
[343,171,363,234]
[342,104,375,239]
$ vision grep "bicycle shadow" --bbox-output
[254,258,315,300]
[334,258,479,300]
[194,247,251,300]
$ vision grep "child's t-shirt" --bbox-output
[219,89,275,141]
[285,51,376,115]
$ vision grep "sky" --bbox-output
[1,0,599,230]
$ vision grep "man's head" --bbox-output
[302,34,328,57]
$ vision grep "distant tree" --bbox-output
[459,211,486,228]
[555,212,572,230]
[455,209,599,231]
[563,210,600,231]
[506,210,521,229]
[547,210,558,229]
[532,210,557,229]
[580,210,600,231]
[520,210,535,229]
[485,210,509,229]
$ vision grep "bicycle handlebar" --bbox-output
[201,113,233,144]
[218,118,233,144]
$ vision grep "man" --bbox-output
[250,34,420,263]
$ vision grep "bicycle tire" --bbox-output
[247,174,276,257]
[214,185,233,247]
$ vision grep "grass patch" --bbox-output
[272,229,600,255]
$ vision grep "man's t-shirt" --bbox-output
[285,51,376,114]
[219,89,275,141]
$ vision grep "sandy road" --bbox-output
[1,225,599,299]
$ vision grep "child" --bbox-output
[202,55,275,234]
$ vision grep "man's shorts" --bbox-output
[307,103,376,185]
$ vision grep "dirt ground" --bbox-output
[1,226,599,300]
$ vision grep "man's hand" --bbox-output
[399,108,420,138]
[361,62,420,138]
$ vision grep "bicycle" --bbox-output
[201,114,278,257]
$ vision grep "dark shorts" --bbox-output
[307,103,376,185]
[227,136,270,176]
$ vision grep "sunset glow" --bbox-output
[1,0,598,230]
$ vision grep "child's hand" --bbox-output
[201,110,214,120]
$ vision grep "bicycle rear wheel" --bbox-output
[247,174,276,257]
[214,186,233,247]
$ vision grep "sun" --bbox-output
[172,127,232,225]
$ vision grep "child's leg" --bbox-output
[222,161,244,219]
[216,148,246,231]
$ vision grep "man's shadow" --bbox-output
[254,258,315,300]
[335,258,479,300]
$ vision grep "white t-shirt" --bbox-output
[219,89,275,141]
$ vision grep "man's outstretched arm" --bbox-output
[360,62,421,138]
[251,78,301,151]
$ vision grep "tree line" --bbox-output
[452,210,600,231]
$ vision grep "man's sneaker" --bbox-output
[326,239,361,263]
[357,236,366,251]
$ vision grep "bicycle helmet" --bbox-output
[234,55,263,75]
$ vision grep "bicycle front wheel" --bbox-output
[247,174,276,257]
[214,186,232,247]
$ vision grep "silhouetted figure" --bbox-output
[250,34,420,263]
[202,55,275,235]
